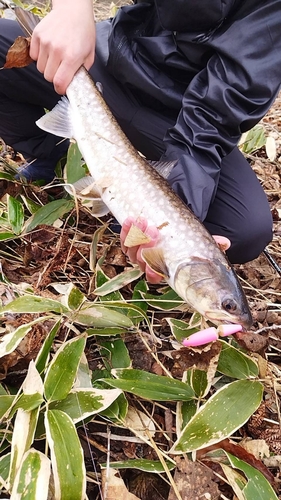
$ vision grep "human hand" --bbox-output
[120,217,163,284]
[120,217,231,283]
[30,0,96,94]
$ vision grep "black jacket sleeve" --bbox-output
[165,0,281,220]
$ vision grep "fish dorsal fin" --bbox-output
[15,7,40,36]
[124,225,151,248]
[141,247,170,278]
[36,97,74,138]
[64,176,110,217]
[148,160,177,179]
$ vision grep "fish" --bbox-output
[15,8,252,329]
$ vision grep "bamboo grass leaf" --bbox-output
[102,369,195,401]
[10,449,50,500]
[170,380,263,453]
[44,336,86,402]
[45,410,86,500]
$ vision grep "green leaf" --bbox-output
[102,369,195,401]
[0,171,13,180]
[85,300,150,330]
[186,369,208,398]
[217,340,259,379]
[99,338,131,369]
[220,462,247,499]
[0,323,33,358]
[167,317,199,343]
[101,458,176,473]
[9,393,43,418]
[0,316,55,358]
[170,380,263,453]
[240,125,266,154]
[0,395,15,419]
[64,141,86,184]
[9,407,41,487]
[21,195,41,214]
[86,326,130,336]
[0,384,7,395]
[94,268,143,296]
[71,303,133,328]
[225,452,279,500]
[7,194,24,235]
[178,400,197,430]
[100,392,128,422]
[0,453,11,485]
[128,280,149,324]
[143,288,183,310]
[44,336,86,402]
[10,449,50,500]
[95,265,124,302]
[9,362,43,485]
[90,228,109,270]
[74,353,93,389]
[35,320,61,374]
[49,388,122,423]
[0,231,15,241]
[65,284,85,310]
[0,295,68,315]
[45,410,86,500]
[25,199,74,232]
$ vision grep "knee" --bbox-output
[226,209,273,264]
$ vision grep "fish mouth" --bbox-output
[204,311,252,331]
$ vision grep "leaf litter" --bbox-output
[0,1,281,499]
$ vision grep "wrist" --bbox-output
[52,0,93,11]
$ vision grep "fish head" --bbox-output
[172,256,252,329]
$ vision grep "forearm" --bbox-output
[51,0,94,15]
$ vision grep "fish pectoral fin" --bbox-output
[36,96,74,138]
[96,176,113,190]
[141,247,170,278]
[15,7,40,36]
[124,225,151,248]
[148,160,177,179]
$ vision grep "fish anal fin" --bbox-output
[64,176,110,217]
[124,225,151,248]
[91,199,110,217]
[36,96,73,138]
[141,247,169,278]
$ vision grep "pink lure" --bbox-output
[183,324,242,347]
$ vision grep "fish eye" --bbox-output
[222,298,237,313]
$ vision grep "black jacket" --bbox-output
[107,0,281,219]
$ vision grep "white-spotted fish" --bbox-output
[16,8,252,328]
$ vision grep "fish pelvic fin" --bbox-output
[141,247,170,278]
[36,97,74,139]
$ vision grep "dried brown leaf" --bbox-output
[4,36,33,69]
[101,468,141,500]
[168,457,220,500]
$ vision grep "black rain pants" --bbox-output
[0,19,273,264]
